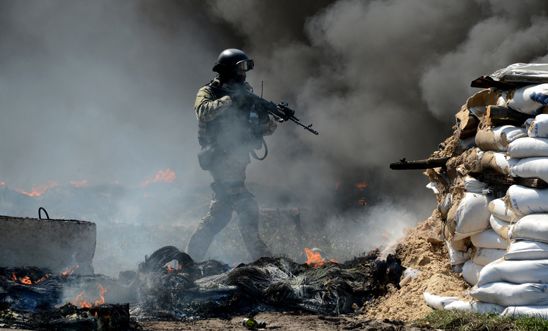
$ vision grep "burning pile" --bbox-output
[132,246,403,319]
[0,267,132,330]
[419,63,548,318]
[0,206,406,328]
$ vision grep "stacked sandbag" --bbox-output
[422,64,548,319]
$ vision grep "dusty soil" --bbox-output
[364,214,471,322]
[140,213,465,328]
[139,312,428,330]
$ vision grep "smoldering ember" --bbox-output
[2,1,548,331]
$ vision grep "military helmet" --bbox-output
[212,48,254,73]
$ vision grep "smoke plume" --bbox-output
[2,0,548,272]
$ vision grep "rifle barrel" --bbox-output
[390,157,450,170]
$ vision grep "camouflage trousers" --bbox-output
[186,159,271,261]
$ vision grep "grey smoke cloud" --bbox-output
[0,0,227,189]
[421,3,548,121]
[3,0,548,270]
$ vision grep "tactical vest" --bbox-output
[197,81,228,148]
[197,80,259,152]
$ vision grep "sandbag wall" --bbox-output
[425,83,548,317]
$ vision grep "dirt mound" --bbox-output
[364,213,470,322]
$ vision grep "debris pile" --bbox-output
[132,246,404,320]
[419,63,548,318]
[0,267,132,330]
[364,216,471,321]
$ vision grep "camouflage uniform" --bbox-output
[186,78,276,261]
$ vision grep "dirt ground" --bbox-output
[139,312,428,330]
[139,213,464,329]
[364,214,471,322]
[1,213,460,331]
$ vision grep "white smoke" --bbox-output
[2,0,548,273]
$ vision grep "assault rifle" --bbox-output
[223,86,319,135]
[389,157,450,170]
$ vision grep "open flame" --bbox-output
[304,248,336,268]
[11,272,49,285]
[61,265,79,277]
[141,168,176,187]
[165,260,182,273]
[16,180,58,197]
[72,284,107,308]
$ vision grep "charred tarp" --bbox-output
[133,246,404,319]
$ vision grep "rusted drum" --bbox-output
[0,213,96,274]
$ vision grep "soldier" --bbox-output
[186,49,277,261]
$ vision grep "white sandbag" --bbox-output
[475,125,527,152]
[446,240,470,265]
[509,214,548,243]
[489,215,511,240]
[501,126,528,145]
[528,113,548,138]
[477,259,548,286]
[472,248,506,266]
[507,83,548,114]
[450,193,493,240]
[444,300,504,314]
[511,157,548,183]
[463,176,488,194]
[488,198,519,222]
[502,305,548,319]
[423,292,458,310]
[506,185,548,215]
[462,260,483,286]
[471,282,548,306]
[438,194,452,218]
[426,182,441,194]
[480,152,518,175]
[507,137,548,158]
[470,229,508,250]
[505,240,548,260]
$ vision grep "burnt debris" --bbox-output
[133,246,404,319]
[0,246,404,329]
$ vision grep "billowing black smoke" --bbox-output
[2,0,548,272]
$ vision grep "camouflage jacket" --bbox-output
[194,78,277,150]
